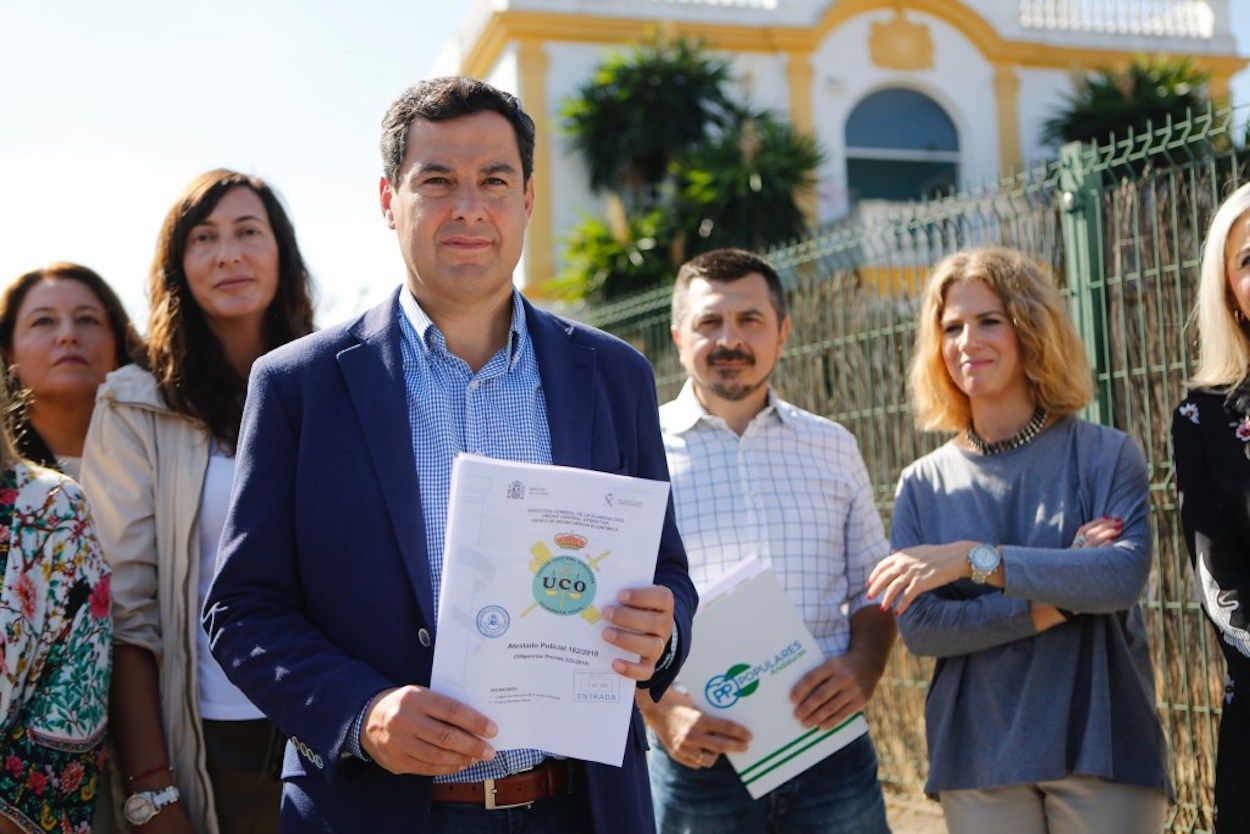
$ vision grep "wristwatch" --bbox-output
[967,543,1001,584]
[123,785,181,825]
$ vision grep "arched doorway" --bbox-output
[844,87,959,202]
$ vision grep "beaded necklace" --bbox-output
[966,407,1048,456]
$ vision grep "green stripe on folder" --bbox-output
[738,712,862,786]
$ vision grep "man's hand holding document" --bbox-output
[677,558,869,798]
[430,454,670,766]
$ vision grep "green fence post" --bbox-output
[1058,140,1113,426]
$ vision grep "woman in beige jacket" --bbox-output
[81,170,314,834]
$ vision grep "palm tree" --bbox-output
[559,34,733,211]
[672,108,823,256]
[554,38,821,303]
[549,201,674,301]
[1042,56,1209,147]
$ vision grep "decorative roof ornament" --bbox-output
[869,7,934,71]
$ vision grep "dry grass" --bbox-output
[885,783,946,834]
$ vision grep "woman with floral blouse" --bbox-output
[0,371,111,833]
[1172,181,1250,833]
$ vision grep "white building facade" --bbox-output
[435,0,1245,292]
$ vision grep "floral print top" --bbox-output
[0,463,110,833]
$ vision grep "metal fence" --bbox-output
[587,107,1249,833]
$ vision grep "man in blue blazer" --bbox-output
[204,76,696,832]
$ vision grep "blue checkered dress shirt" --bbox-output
[350,288,557,782]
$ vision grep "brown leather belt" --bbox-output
[429,760,575,810]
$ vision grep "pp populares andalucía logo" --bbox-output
[522,533,611,623]
[704,663,761,709]
[704,641,808,709]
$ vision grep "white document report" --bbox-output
[680,558,868,798]
[430,454,670,766]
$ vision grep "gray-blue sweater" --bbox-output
[891,416,1171,798]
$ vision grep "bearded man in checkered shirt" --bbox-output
[638,248,895,834]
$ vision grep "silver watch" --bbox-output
[123,784,181,825]
[967,543,1001,584]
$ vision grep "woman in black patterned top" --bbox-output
[1172,181,1250,833]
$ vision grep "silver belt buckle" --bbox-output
[483,776,535,811]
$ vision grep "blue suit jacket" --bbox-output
[204,290,695,833]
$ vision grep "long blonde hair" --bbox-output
[1190,182,1250,389]
[910,247,1092,432]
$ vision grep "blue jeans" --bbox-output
[649,733,891,834]
[425,783,592,833]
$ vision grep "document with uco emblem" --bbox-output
[679,558,868,798]
[430,454,670,766]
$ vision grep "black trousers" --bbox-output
[1215,674,1249,834]
[202,719,284,834]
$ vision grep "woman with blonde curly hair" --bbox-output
[1171,181,1250,832]
[868,246,1170,833]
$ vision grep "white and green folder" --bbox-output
[678,558,868,799]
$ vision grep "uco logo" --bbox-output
[523,534,611,623]
[705,663,760,709]
[533,557,597,615]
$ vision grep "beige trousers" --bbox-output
[940,774,1168,834]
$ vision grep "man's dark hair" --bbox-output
[672,248,789,325]
[381,76,536,186]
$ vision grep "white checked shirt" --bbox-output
[660,381,889,658]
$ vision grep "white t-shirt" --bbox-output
[196,444,264,721]
[56,456,81,483]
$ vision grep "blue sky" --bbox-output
[1,1,1247,327]
[1,0,464,324]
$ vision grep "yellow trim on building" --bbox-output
[813,0,1245,78]
[814,0,995,59]
[461,2,1244,104]
[785,51,814,135]
[1210,74,1232,107]
[462,9,811,75]
[463,16,511,83]
[516,37,554,298]
[785,50,818,228]
[993,64,1022,174]
[857,264,928,296]
[456,0,1245,286]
